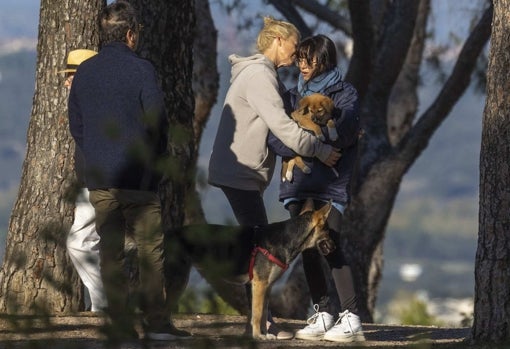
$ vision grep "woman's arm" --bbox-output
[267,131,298,157]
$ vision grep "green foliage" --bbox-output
[178,287,239,315]
[460,311,474,327]
[390,197,478,236]
[388,291,444,326]
[386,197,478,261]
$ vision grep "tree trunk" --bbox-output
[264,0,484,321]
[186,0,219,225]
[343,156,409,321]
[343,1,491,322]
[130,0,195,230]
[131,0,248,314]
[471,0,510,342]
[0,0,104,313]
[387,0,430,146]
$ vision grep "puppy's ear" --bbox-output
[299,198,314,215]
[321,97,334,113]
[298,95,310,108]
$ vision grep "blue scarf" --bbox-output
[297,67,342,96]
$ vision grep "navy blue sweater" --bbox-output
[68,42,168,191]
[267,80,360,205]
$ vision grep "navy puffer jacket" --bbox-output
[267,80,360,205]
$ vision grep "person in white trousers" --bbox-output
[67,188,106,312]
[60,49,107,312]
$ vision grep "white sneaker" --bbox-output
[323,310,365,342]
[295,304,335,340]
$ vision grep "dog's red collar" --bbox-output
[249,246,288,281]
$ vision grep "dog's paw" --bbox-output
[265,333,277,340]
[253,333,269,340]
[302,165,311,174]
[328,127,338,141]
[285,170,294,182]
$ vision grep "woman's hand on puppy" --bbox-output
[321,147,341,167]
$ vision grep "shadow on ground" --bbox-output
[0,313,478,348]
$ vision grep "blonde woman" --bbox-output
[208,17,340,339]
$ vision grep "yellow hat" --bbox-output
[58,49,97,73]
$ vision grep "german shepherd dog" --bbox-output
[282,93,338,182]
[163,199,335,339]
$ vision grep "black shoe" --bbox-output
[145,322,192,341]
[101,323,139,343]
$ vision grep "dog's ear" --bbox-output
[310,201,332,229]
[298,95,310,108]
[321,97,335,113]
[299,198,315,215]
[315,200,332,221]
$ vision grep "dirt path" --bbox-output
[0,313,471,348]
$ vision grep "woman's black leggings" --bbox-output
[220,186,277,322]
[287,200,358,314]
[220,186,268,226]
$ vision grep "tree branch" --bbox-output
[290,0,352,36]
[345,0,374,97]
[266,0,313,38]
[400,4,493,162]
[361,1,420,151]
[387,0,431,146]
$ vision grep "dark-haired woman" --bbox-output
[268,34,365,343]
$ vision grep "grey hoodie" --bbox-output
[208,53,332,193]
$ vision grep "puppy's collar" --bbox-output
[248,246,288,281]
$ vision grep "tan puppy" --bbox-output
[282,93,338,182]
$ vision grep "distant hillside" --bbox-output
[0,50,36,238]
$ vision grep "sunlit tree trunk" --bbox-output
[471,0,510,343]
[0,0,104,313]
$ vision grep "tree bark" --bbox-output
[130,0,251,315]
[0,0,104,313]
[387,0,430,146]
[186,0,219,225]
[130,0,195,230]
[291,0,352,36]
[345,0,373,96]
[266,0,313,39]
[471,0,510,343]
[192,0,219,152]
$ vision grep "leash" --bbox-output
[248,246,288,281]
